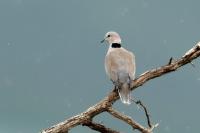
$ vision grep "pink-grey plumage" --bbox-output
[102,31,136,105]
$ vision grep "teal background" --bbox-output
[0,0,200,133]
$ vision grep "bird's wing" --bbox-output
[117,48,135,80]
[105,51,118,82]
[105,48,136,82]
[127,50,136,80]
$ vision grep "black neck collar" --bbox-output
[111,43,121,48]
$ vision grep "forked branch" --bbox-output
[41,42,200,133]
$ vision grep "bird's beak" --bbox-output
[100,39,105,43]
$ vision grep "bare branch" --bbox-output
[107,107,151,133]
[131,99,152,128]
[131,42,200,91]
[83,120,120,133]
[41,42,200,133]
[168,57,173,65]
[136,100,152,128]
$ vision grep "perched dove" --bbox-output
[101,31,136,105]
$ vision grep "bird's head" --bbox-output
[101,31,121,45]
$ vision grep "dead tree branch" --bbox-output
[82,120,120,133]
[131,99,152,128]
[136,100,152,128]
[107,107,155,133]
[41,42,200,133]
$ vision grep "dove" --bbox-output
[101,31,136,105]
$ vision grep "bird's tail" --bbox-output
[118,83,131,105]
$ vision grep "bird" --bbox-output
[101,31,136,105]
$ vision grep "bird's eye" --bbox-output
[107,35,111,38]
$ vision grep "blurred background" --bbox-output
[0,0,200,133]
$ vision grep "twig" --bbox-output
[168,57,173,65]
[131,98,152,128]
[41,42,200,133]
[136,100,152,128]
